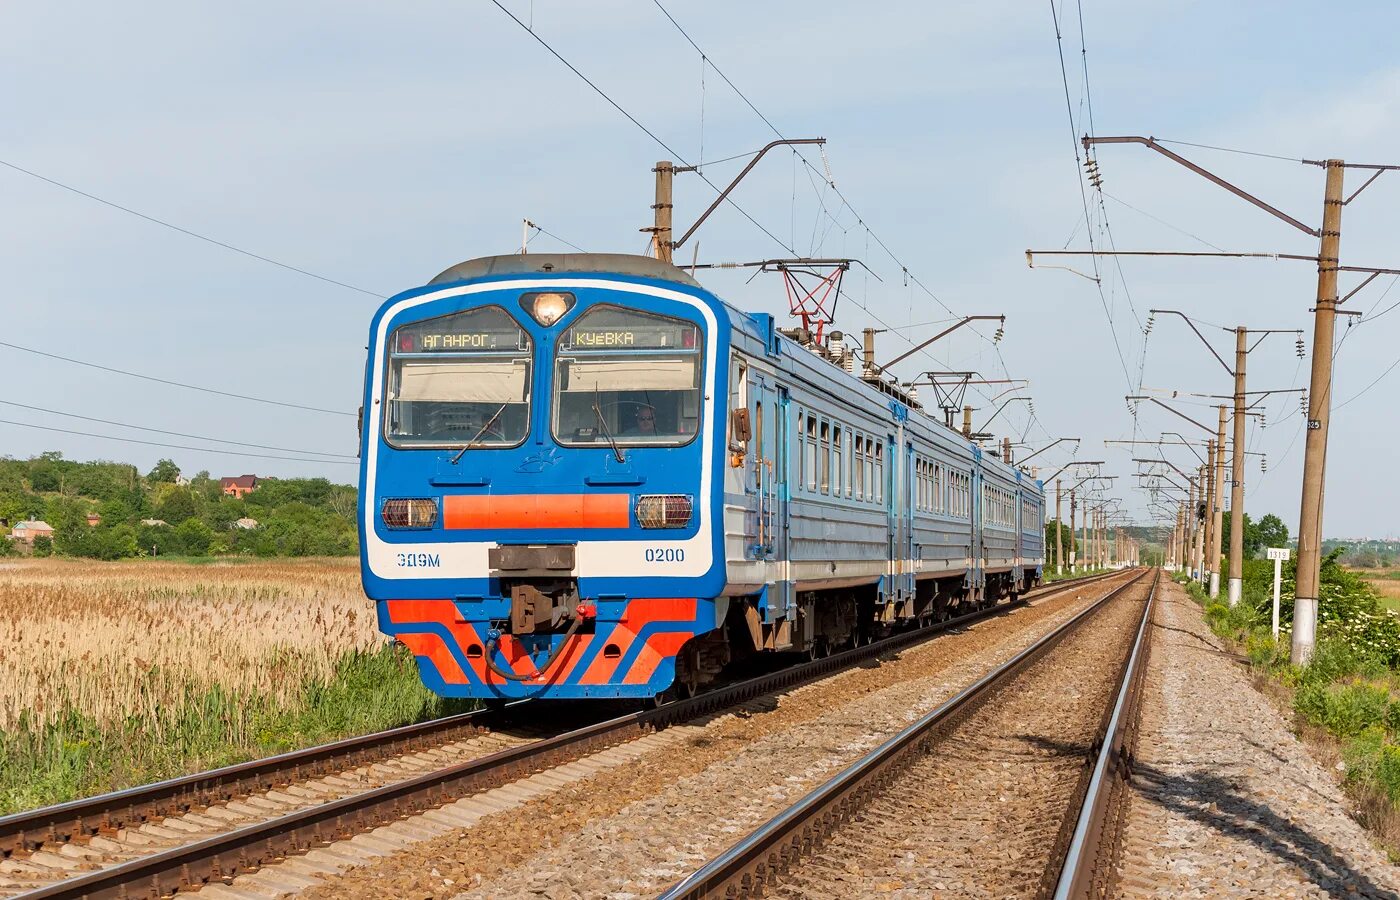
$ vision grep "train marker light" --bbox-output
[381,498,439,529]
[635,494,693,528]
[523,291,575,326]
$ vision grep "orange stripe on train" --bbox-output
[579,598,698,685]
[624,632,692,684]
[386,599,594,685]
[442,494,630,530]
[387,597,698,687]
[396,632,469,684]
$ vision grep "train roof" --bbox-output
[430,253,703,288]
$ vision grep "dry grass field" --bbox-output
[0,557,374,730]
[0,558,466,813]
[1350,566,1400,612]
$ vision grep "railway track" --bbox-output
[658,567,1158,900]
[1,569,1128,900]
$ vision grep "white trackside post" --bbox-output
[1268,547,1290,640]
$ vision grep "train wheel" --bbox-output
[644,688,677,709]
[672,652,701,699]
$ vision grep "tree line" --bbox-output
[0,453,357,559]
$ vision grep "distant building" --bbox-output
[9,520,54,544]
[140,518,169,527]
[175,475,191,487]
[220,475,259,498]
[234,517,259,530]
[85,513,101,527]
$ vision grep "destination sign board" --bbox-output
[395,307,527,354]
[565,320,697,351]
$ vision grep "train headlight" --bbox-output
[522,291,575,326]
[635,494,692,529]
[381,498,439,529]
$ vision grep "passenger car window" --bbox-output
[385,306,531,448]
[552,306,702,447]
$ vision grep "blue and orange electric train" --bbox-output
[358,253,1045,702]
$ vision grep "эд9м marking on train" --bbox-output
[358,253,1045,702]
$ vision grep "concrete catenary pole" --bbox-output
[1176,503,1187,573]
[1095,509,1103,569]
[1092,509,1099,569]
[1055,480,1064,575]
[1293,161,1345,664]
[1211,406,1227,598]
[1069,490,1078,573]
[1178,502,1187,572]
[1170,505,1181,571]
[1082,503,1091,572]
[1101,512,1108,568]
[1193,469,1206,580]
[1204,439,1218,592]
[1228,326,1248,606]
[652,161,674,263]
[1185,476,1196,579]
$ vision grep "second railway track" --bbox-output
[661,567,1159,900]
[0,569,1130,900]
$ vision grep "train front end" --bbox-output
[359,254,727,701]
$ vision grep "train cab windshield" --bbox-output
[552,305,702,447]
[384,306,531,447]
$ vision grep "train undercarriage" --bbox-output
[667,568,1042,698]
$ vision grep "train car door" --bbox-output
[885,432,897,604]
[764,383,792,619]
[970,456,983,601]
[1014,482,1024,590]
[900,427,914,603]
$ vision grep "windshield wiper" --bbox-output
[451,403,508,464]
[592,384,625,463]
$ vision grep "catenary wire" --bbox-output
[0,418,357,465]
[0,399,356,459]
[1104,192,1225,252]
[528,221,588,253]
[650,0,1051,441]
[694,147,763,168]
[0,340,354,417]
[1154,138,1306,164]
[1050,0,1134,392]
[490,0,797,257]
[0,158,385,299]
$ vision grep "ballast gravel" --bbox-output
[1115,580,1400,899]
[768,577,1151,898]
[288,576,1130,900]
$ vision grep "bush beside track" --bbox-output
[1178,554,1400,857]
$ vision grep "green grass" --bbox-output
[1178,568,1400,831]
[0,644,474,814]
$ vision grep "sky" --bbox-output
[3,1,1399,538]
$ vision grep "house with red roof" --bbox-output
[220,475,259,498]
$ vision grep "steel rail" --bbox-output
[0,707,498,858]
[0,711,504,856]
[1051,569,1161,899]
[656,567,1151,900]
[10,569,1124,900]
